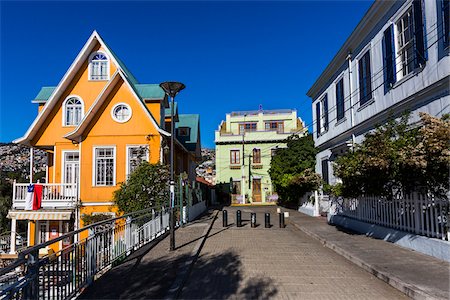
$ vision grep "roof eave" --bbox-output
[307,1,394,100]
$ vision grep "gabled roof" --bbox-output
[134,84,166,100]
[64,70,170,142]
[176,114,200,152]
[31,84,165,103]
[32,87,56,103]
[14,30,167,145]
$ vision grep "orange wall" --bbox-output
[32,43,117,147]
[79,78,161,203]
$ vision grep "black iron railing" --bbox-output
[0,207,171,300]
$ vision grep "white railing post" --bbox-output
[9,218,17,254]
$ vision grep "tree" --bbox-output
[333,113,450,198]
[113,162,170,214]
[268,134,320,206]
[0,178,12,232]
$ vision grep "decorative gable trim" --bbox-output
[64,70,170,142]
[14,30,136,145]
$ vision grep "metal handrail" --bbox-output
[18,207,156,258]
[0,206,173,300]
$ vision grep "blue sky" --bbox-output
[0,1,372,148]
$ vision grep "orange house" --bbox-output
[7,31,201,254]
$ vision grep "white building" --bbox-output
[307,0,449,185]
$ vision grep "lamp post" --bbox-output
[159,81,186,251]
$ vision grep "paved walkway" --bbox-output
[286,207,450,300]
[181,206,408,299]
[79,210,217,299]
[78,206,449,299]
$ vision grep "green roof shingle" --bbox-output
[34,87,56,101]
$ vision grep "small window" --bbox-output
[127,146,149,177]
[442,0,449,48]
[230,150,240,165]
[111,103,132,123]
[178,127,190,137]
[94,147,115,186]
[321,159,329,185]
[89,52,109,80]
[252,148,261,164]
[396,7,415,78]
[239,122,257,134]
[64,97,83,126]
[232,180,241,195]
[265,121,284,133]
[271,148,278,157]
[316,102,321,137]
[321,95,329,132]
[358,50,372,105]
[335,78,345,121]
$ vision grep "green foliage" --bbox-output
[113,162,170,214]
[334,113,450,198]
[81,213,113,226]
[269,134,320,206]
[0,179,12,232]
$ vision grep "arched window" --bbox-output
[64,97,83,126]
[89,52,109,80]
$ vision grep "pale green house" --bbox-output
[215,109,306,205]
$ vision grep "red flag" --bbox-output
[33,184,43,210]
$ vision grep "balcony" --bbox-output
[215,130,293,144]
[12,183,78,210]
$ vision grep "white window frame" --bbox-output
[92,146,116,187]
[61,150,80,185]
[394,5,415,81]
[62,95,84,127]
[126,145,149,178]
[88,51,110,81]
[111,103,132,123]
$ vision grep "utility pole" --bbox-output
[241,114,247,204]
[248,152,252,189]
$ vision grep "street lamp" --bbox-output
[159,81,186,251]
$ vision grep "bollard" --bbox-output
[236,210,242,227]
[265,213,270,228]
[222,210,228,227]
[279,212,285,228]
[251,213,256,228]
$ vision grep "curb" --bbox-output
[290,221,436,300]
[165,209,219,300]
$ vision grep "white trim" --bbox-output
[27,221,31,247]
[58,221,62,250]
[111,102,132,123]
[13,31,132,145]
[53,146,56,183]
[125,144,149,178]
[61,150,80,185]
[64,70,171,141]
[81,201,115,206]
[92,212,116,217]
[62,95,84,127]
[92,145,116,187]
[88,50,110,81]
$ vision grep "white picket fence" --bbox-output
[335,194,449,241]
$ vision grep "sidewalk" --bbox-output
[181,206,408,299]
[286,208,450,299]
[78,210,218,299]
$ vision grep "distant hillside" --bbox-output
[196,148,215,184]
[0,143,46,182]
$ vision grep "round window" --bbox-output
[111,103,132,123]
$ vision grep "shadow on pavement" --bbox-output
[182,250,278,299]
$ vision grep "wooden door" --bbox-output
[252,179,262,202]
